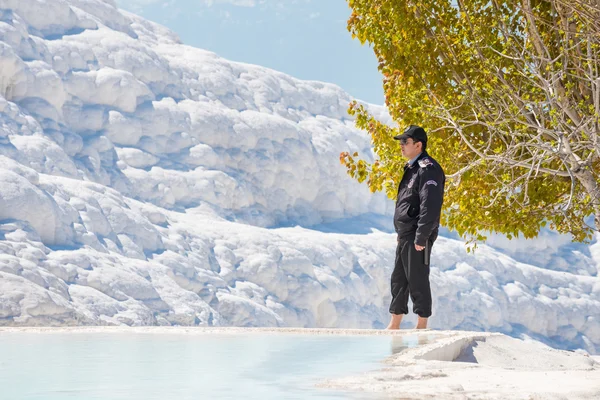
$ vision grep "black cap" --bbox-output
[393,125,427,144]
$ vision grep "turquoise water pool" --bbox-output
[0,331,434,400]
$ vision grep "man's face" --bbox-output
[400,138,422,159]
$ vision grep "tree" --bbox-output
[341,0,600,242]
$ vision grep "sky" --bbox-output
[114,0,385,105]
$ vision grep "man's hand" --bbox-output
[415,244,425,251]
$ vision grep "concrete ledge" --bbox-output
[0,326,464,336]
[390,331,501,362]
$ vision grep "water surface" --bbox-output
[0,331,435,400]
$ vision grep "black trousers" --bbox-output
[389,233,432,318]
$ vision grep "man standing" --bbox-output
[387,125,445,330]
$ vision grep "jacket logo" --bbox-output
[418,158,433,168]
[425,180,437,186]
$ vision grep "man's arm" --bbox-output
[415,166,444,247]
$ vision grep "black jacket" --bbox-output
[394,151,445,246]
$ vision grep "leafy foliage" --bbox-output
[342,0,600,243]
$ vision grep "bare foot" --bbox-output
[415,316,428,329]
[386,314,403,330]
